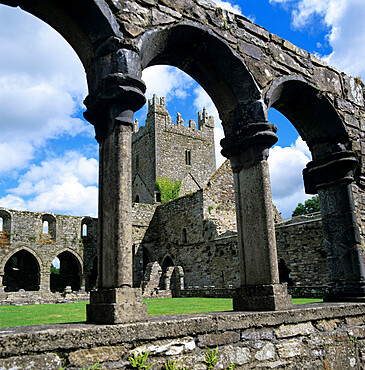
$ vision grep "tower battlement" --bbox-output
[133,94,214,140]
[132,95,216,204]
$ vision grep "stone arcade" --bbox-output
[2,0,365,368]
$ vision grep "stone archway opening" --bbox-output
[50,251,81,293]
[3,250,40,292]
[266,77,365,301]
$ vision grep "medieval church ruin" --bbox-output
[3,1,365,368]
[0,96,327,302]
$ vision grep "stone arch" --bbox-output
[0,0,121,71]
[266,76,349,153]
[266,76,365,301]
[3,248,41,291]
[139,22,266,134]
[0,246,44,274]
[50,249,83,292]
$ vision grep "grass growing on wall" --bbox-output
[0,297,323,328]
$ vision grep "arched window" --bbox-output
[42,214,56,240]
[0,210,11,237]
[135,195,140,203]
[82,223,88,237]
[42,220,49,234]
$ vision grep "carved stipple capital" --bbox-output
[303,150,358,194]
[84,74,146,142]
[221,122,278,170]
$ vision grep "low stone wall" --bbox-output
[288,286,329,299]
[1,303,365,369]
[0,291,89,305]
[179,287,235,298]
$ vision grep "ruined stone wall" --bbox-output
[115,0,365,256]
[0,208,98,292]
[2,303,365,369]
[276,214,329,289]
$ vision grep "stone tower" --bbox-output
[132,95,216,204]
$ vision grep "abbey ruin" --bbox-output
[2,0,365,368]
[0,97,327,303]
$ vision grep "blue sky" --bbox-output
[0,0,364,218]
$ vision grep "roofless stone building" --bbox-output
[3,1,365,368]
[2,0,365,325]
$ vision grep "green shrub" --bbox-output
[155,177,181,204]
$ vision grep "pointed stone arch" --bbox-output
[2,248,41,292]
[50,249,83,292]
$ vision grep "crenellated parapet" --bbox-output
[132,94,214,143]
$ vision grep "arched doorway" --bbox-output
[3,250,40,291]
[50,251,81,292]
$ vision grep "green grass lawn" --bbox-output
[0,297,323,328]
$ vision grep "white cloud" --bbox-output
[0,6,90,176]
[269,137,311,218]
[270,0,365,78]
[0,151,98,216]
[142,66,195,100]
[213,0,243,14]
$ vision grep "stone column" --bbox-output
[221,122,292,311]
[0,274,5,295]
[304,150,365,301]
[80,273,86,292]
[84,46,148,324]
[39,272,50,292]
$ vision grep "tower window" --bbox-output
[43,220,49,234]
[185,150,191,166]
[136,154,139,170]
[82,223,88,237]
[182,228,187,244]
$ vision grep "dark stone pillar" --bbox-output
[83,45,148,323]
[221,123,292,311]
[304,150,365,301]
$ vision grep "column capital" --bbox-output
[84,73,146,142]
[221,122,278,170]
[303,150,358,194]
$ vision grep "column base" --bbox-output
[87,287,148,324]
[233,284,292,311]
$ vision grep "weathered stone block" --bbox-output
[87,287,148,324]
[233,284,292,311]
[217,345,251,367]
[255,342,276,361]
[197,331,240,347]
[0,353,62,370]
[68,346,126,367]
[315,319,340,332]
[275,322,316,339]
[132,337,196,356]
[241,328,274,341]
[276,338,305,358]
